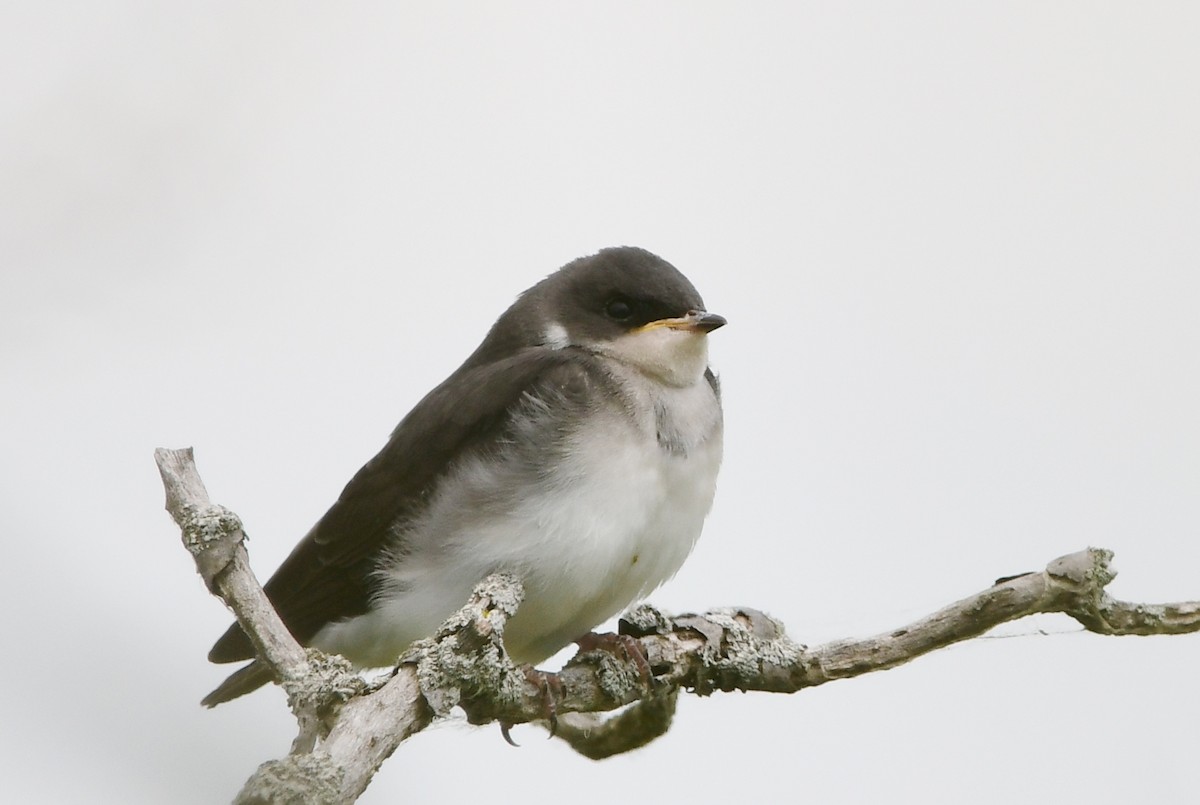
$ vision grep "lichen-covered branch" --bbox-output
[553,692,679,760]
[154,449,363,761]
[157,447,1200,802]
[422,546,1200,747]
[155,449,310,692]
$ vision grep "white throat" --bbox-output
[592,327,710,387]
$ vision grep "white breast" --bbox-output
[312,365,723,669]
[502,379,722,661]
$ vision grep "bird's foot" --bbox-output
[575,631,653,686]
[500,666,562,746]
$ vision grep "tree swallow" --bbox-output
[203,246,725,706]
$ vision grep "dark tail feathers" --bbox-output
[201,660,275,707]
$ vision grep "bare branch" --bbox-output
[158,447,1200,801]
[155,448,309,681]
[155,448,362,756]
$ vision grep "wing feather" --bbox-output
[208,346,599,662]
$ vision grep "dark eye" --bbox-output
[605,299,633,321]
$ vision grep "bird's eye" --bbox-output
[605,299,633,321]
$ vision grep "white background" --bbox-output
[3,3,1198,803]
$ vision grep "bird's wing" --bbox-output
[208,346,603,663]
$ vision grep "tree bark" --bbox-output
[155,447,1200,804]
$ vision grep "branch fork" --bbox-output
[155,446,1200,804]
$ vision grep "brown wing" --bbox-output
[208,346,599,663]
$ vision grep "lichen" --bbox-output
[622,604,673,637]
[182,504,242,555]
[403,574,527,719]
[286,650,365,717]
[593,649,641,701]
[237,754,342,805]
[693,608,805,687]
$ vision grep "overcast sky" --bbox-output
[3,3,1199,803]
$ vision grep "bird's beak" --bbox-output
[637,310,727,335]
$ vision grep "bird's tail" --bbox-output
[201,660,275,707]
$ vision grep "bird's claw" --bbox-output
[499,666,562,746]
[576,631,653,687]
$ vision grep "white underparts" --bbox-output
[591,326,710,388]
[311,331,722,669]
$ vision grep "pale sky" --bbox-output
[3,4,1199,803]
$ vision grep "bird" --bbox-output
[203,246,725,706]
